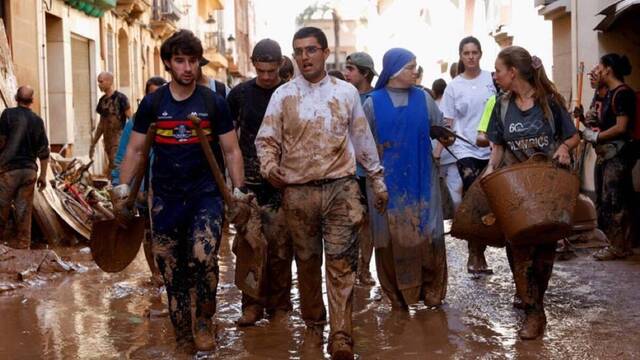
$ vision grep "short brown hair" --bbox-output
[160,30,203,71]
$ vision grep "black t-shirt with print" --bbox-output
[602,85,636,136]
[488,97,577,162]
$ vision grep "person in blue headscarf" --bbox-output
[363,48,449,308]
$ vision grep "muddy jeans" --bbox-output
[506,243,555,314]
[457,157,489,263]
[595,153,633,255]
[283,177,364,345]
[0,169,37,249]
[150,191,223,341]
[241,202,294,314]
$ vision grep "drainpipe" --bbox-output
[570,0,578,108]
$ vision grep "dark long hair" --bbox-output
[457,36,482,74]
[600,53,632,82]
[498,46,566,121]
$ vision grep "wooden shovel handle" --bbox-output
[188,114,234,207]
[125,124,156,209]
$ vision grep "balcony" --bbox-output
[150,0,181,38]
[116,0,151,21]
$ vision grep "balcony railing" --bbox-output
[152,0,181,22]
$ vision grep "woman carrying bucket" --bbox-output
[484,46,580,340]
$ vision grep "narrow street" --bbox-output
[1,232,639,359]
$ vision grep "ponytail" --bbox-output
[498,46,566,123]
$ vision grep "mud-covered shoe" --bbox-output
[328,333,354,360]
[193,317,216,351]
[237,306,264,327]
[357,269,376,286]
[593,247,629,261]
[518,312,546,340]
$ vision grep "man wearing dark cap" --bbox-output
[0,85,50,249]
[344,51,377,286]
[226,38,293,326]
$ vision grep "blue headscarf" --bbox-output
[374,48,416,90]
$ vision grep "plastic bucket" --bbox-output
[572,194,598,231]
[480,159,579,246]
[451,178,506,248]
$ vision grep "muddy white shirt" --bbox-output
[255,74,384,185]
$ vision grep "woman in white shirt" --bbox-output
[441,36,496,274]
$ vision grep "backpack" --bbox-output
[150,84,226,173]
[610,85,640,140]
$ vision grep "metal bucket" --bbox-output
[451,178,506,248]
[480,159,580,246]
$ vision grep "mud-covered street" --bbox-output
[1,231,639,360]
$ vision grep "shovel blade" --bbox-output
[90,216,145,273]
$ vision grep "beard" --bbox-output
[169,69,195,86]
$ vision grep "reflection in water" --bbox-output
[1,236,640,359]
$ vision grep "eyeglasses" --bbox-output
[293,46,323,58]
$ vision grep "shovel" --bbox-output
[90,124,156,273]
[189,115,268,299]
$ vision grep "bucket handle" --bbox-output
[528,151,576,173]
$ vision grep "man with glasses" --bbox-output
[226,38,293,327]
[255,27,388,360]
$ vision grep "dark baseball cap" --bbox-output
[346,52,378,76]
[251,39,282,62]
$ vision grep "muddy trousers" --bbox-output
[506,243,555,313]
[595,154,633,255]
[0,169,37,248]
[150,192,223,342]
[241,204,294,314]
[457,157,489,264]
[102,128,122,178]
[356,177,373,278]
[283,177,363,346]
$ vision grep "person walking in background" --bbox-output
[90,71,131,178]
[344,51,378,286]
[226,38,294,327]
[0,86,50,249]
[585,54,637,261]
[441,36,496,274]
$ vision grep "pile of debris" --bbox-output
[33,153,114,245]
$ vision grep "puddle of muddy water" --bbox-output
[1,232,640,359]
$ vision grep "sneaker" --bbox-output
[518,311,546,340]
[593,247,630,261]
[193,317,216,351]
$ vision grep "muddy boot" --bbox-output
[357,267,376,286]
[555,239,576,261]
[518,311,546,340]
[328,332,354,360]
[237,305,264,327]
[193,317,216,351]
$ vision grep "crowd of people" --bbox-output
[0,25,637,359]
